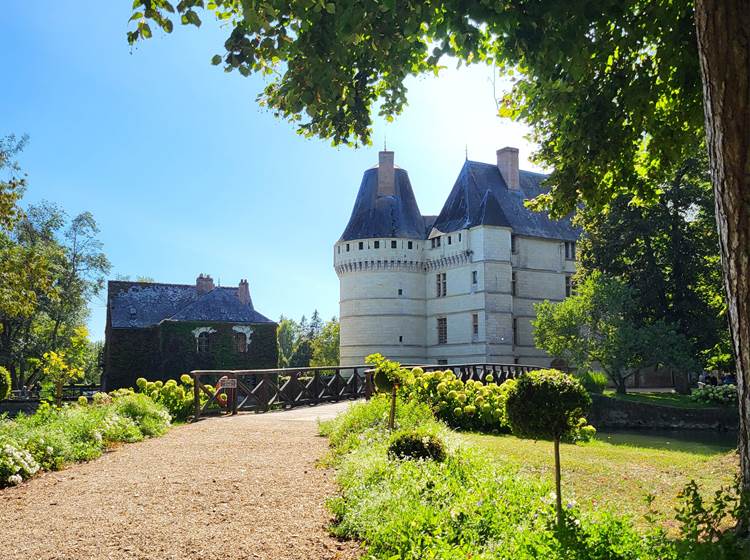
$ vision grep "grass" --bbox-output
[462,430,739,532]
[601,389,718,408]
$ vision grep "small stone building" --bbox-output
[103,275,277,390]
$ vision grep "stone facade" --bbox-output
[334,148,579,366]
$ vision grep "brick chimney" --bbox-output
[377,151,395,196]
[237,279,251,306]
[196,273,215,294]
[496,147,520,190]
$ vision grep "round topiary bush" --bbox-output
[388,428,447,462]
[504,369,591,526]
[0,366,10,400]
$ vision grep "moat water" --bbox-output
[596,429,737,454]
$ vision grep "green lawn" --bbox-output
[461,430,738,532]
[601,389,716,408]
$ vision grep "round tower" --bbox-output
[334,151,427,366]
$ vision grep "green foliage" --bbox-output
[135,375,195,421]
[0,391,171,486]
[578,156,731,372]
[690,384,737,407]
[277,311,336,368]
[534,272,697,393]
[388,427,447,462]
[403,367,515,433]
[310,317,339,367]
[365,353,412,393]
[322,394,746,559]
[0,366,10,400]
[575,370,608,395]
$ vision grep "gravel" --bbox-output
[1,402,360,560]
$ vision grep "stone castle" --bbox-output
[334,148,579,367]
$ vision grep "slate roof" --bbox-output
[340,167,426,241]
[107,281,275,329]
[430,160,579,241]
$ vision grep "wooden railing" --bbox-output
[190,362,539,420]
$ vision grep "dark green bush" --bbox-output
[505,369,591,441]
[0,366,10,400]
[576,370,608,394]
[388,427,447,462]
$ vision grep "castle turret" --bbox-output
[334,151,427,365]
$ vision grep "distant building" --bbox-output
[334,148,579,366]
[103,275,277,390]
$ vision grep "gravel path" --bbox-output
[1,402,360,560]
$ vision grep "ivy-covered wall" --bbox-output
[104,321,278,389]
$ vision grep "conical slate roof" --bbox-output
[339,167,426,241]
[430,160,579,241]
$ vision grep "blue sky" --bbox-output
[3,3,539,341]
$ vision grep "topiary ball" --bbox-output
[388,428,447,462]
[505,369,591,441]
[373,368,395,392]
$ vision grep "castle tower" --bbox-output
[334,151,428,366]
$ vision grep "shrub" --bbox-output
[113,393,171,437]
[403,367,516,433]
[0,440,40,485]
[505,369,591,526]
[690,384,737,406]
[388,427,447,462]
[0,366,10,400]
[576,370,608,394]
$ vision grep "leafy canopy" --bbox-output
[533,272,697,392]
[128,0,700,216]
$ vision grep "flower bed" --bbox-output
[0,391,171,487]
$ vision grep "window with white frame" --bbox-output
[565,241,576,260]
[437,317,447,344]
[436,272,447,297]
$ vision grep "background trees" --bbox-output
[534,273,696,394]
[276,312,340,368]
[0,135,109,390]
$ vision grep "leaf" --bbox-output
[211,54,223,65]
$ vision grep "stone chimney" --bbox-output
[237,279,251,306]
[496,147,520,190]
[377,151,395,196]
[196,273,215,294]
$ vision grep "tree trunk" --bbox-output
[388,385,397,430]
[694,0,750,507]
[554,437,563,527]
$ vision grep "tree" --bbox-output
[310,317,339,367]
[276,316,297,368]
[504,369,591,527]
[127,0,750,499]
[578,153,731,370]
[534,273,697,394]
[39,350,83,406]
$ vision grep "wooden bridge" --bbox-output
[190,362,540,420]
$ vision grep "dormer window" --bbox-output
[374,240,380,249]
[408,241,413,249]
[359,241,364,250]
[391,240,397,249]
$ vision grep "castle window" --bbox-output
[197,331,210,354]
[436,272,447,297]
[448,235,452,245]
[431,237,442,248]
[511,235,518,254]
[233,332,248,353]
[391,240,397,249]
[458,233,462,242]
[437,359,448,365]
[512,318,519,346]
[359,241,364,250]
[472,313,479,338]
[511,272,517,296]
[472,270,478,285]
[337,246,340,254]
[346,243,350,252]
[399,335,403,343]
[565,241,576,260]
[437,317,448,344]
[408,241,413,249]
[374,240,380,249]
[398,288,403,296]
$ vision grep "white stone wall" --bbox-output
[334,228,576,367]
